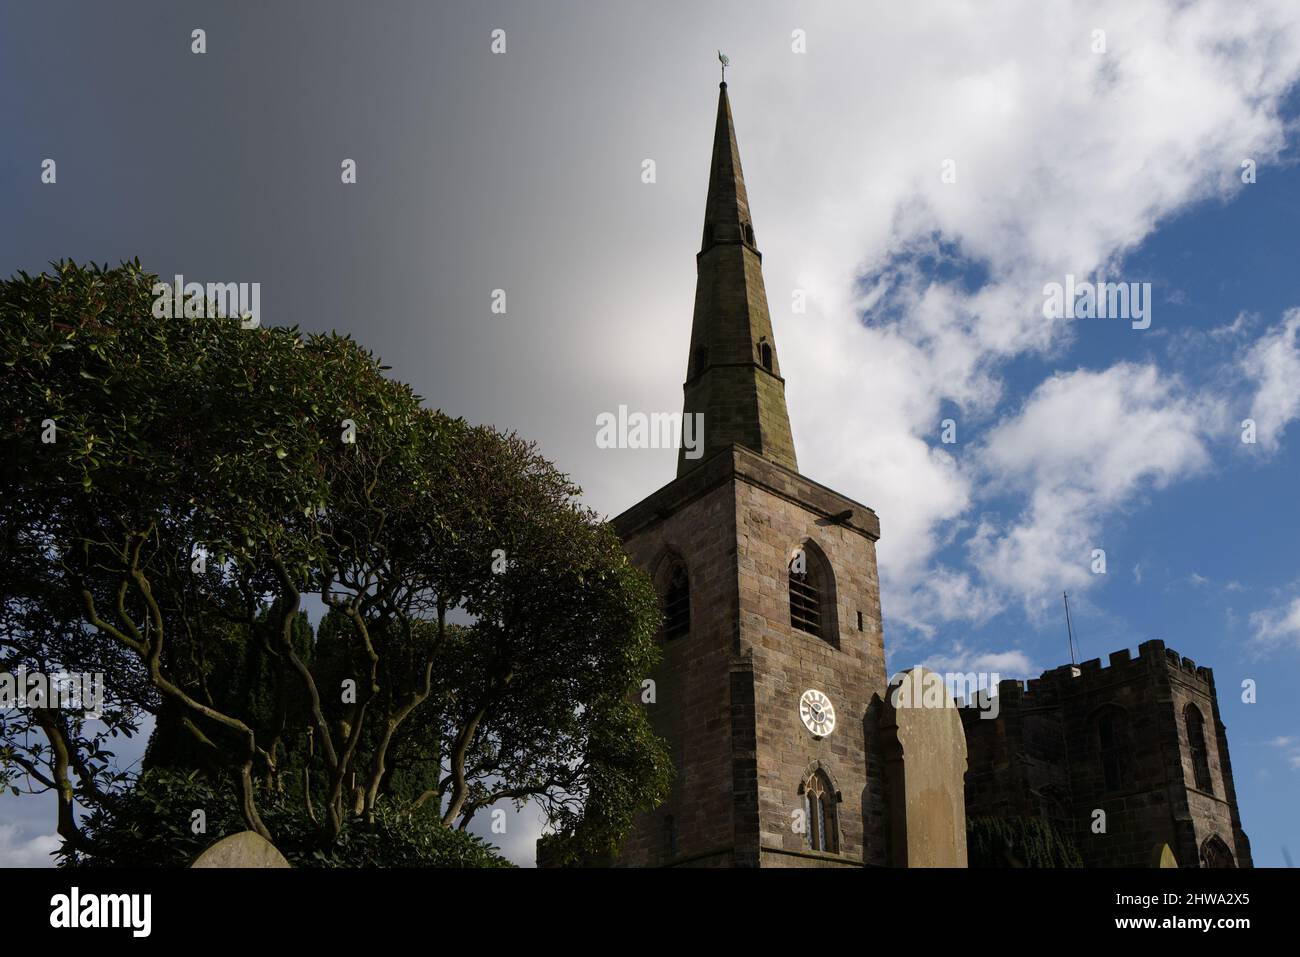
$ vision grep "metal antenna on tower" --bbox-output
[1063,591,1078,665]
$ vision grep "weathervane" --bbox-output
[718,49,729,82]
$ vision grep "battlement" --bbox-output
[964,639,1216,717]
[1044,638,1215,687]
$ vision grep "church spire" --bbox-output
[700,81,754,254]
[678,81,798,476]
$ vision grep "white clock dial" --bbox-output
[799,689,836,737]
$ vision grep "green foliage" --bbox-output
[966,815,1083,868]
[2,260,672,863]
[533,695,673,866]
[62,768,513,868]
[142,601,316,775]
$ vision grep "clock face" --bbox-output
[799,689,836,738]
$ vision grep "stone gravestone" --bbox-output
[879,667,969,867]
[191,830,291,868]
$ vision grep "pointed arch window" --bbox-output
[758,339,773,372]
[663,562,690,640]
[663,815,679,860]
[694,345,708,377]
[801,770,838,853]
[1200,835,1235,868]
[789,545,836,644]
[1094,706,1133,791]
[1185,704,1213,793]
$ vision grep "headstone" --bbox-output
[879,667,969,867]
[191,830,291,868]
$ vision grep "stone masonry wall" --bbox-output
[612,447,889,867]
[731,455,888,868]
[614,477,743,867]
[964,640,1252,868]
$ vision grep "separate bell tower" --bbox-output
[612,78,890,868]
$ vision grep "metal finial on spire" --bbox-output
[718,50,729,82]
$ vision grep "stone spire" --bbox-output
[678,82,798,476]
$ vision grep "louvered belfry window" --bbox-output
[789,552,822,638]
[664,563,690,639]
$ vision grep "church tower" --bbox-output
[613,82,889,867]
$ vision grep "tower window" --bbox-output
[1094,706,1132,791]
[790,548,821,639]
[801,770,838,853]
[1200,835,1235,868]
[759,339,773,372]
[663,815,679,860]
[694,345,708,377]
[663,562,690,639]
[1185,704,1213,793]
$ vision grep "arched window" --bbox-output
[789,544,836,644]
[1185,704,1213,793]
[758,339,773,372]
[801,770,838,853]
[694,345,708,377]
[1200,835,1235,868]
[663,562,690,640]
[1094,706,1132,791]
[663,815,678,860]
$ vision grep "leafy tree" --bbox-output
[63,768,512,868]
[1,260,670,863]
[1,393,152,845]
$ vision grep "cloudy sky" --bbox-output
[3,0,1299,867]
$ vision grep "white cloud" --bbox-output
[1211,311,1254,341]
[901,566,1003,639]
[1269,731,1300,772]
[915,645,1036,679]
[967,364,1218,616]
[1250,596,1300,651]
[980,365,1215,500]
[755,0,1300,635]
[1243,310,1300,452]
[0,824,59,868]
